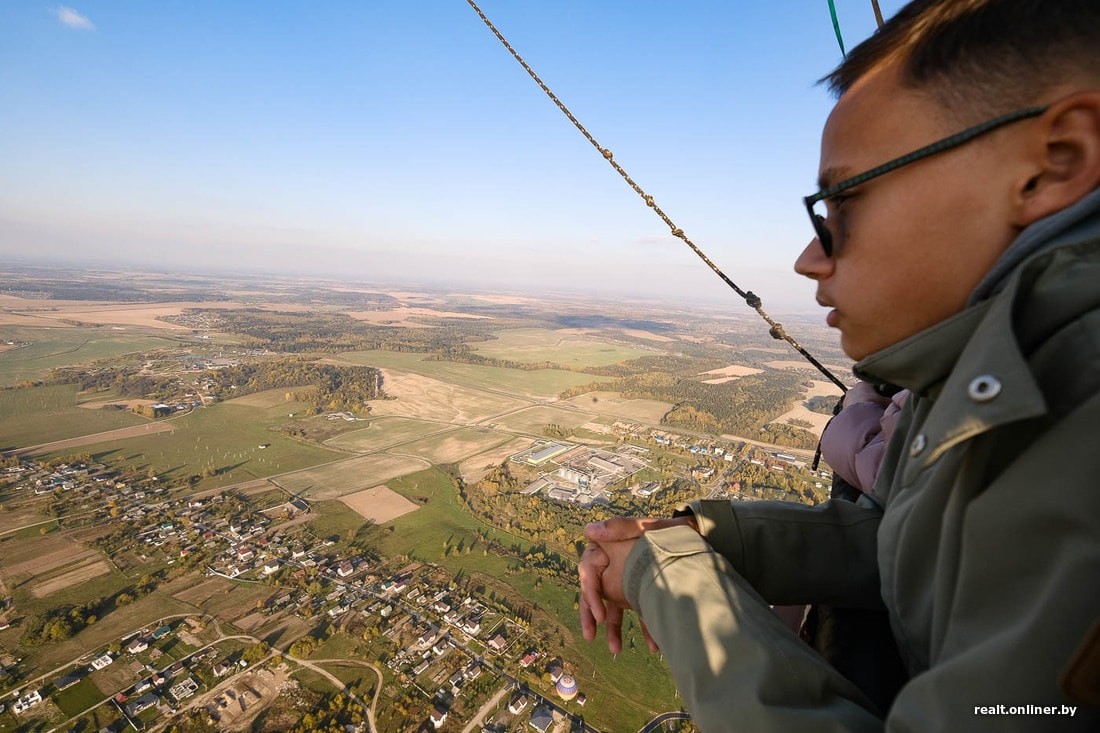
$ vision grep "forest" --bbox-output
[183,308,496,353]
[44,357,385,415]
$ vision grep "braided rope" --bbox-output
[465,0,849,391]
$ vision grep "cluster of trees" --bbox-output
[562,370,818,449]
[21,598,106,645]
[453,460,712,569]
[131,403,174,418]
[48,366,181,401]
[733,461,827,504]
[205,359,385,414]
[806,394,841,415]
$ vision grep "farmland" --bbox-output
[0,326,179,386]
[0,273,843,732]
[29,393,345,488]
[275,453,429,499]
[470,327,652,367]
[330,350,612,399]
[325,416,449,453]
[0,384,146,452]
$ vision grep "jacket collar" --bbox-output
[855,252,1049,468]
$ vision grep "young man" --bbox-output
[578,1,1100,730]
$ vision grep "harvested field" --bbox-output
[340,485,419,523]
[765,360,851,372]
[767,380,845,437]
[174,580,273,623]
[325,416,447,453]
[618,328,675,342]
[346,307,491,326]
[700,364,763,378]
[489,405,590,435]
[16,420,174,455]
[458,436,535,483]
[330,351,608,400]
[470,328,649,368]
[456,293,536,305]
[173,578,238,607]
[561,391,673,423]
[5,542,97,578]
[31,559,112,597]
[276,454,428,500]
[395,427,512,464]
[367,369,528,423]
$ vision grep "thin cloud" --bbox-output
[55,6,95,31]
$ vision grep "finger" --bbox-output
[605,603,624,656]
[585,516,645,543]
[578,544,608,625]
[579,592,597,642]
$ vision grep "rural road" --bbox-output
[461,682,510,733]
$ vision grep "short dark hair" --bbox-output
[822,0,1100,121]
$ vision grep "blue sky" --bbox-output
[0,1,902,310]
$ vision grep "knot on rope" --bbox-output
[601,148,614,160]
[745,292,762,309]
[769,324,786,340]
[643,195,655,207]
[670,227,683,237]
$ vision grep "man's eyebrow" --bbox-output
[817,166,854,191]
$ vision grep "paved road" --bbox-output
[638,711,691,732]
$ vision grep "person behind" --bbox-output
[819,382,909,495]
[578,0,1100,729]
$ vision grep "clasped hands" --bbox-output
[578,514,698,654]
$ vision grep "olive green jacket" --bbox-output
[623,232,1100,731]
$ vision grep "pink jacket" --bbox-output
[819,382,909,494]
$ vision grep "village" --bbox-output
[0,459,607,732]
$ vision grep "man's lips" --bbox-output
[816,296,839,327]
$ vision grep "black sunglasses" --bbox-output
[804,106,1048,256]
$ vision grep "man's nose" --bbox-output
[794,237,833,280]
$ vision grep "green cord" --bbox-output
[827,0,846,56]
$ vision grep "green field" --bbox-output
[308,500,375,546]
[37,394,344,489]
[53,676,105,717]
[330,351,611,399]
[363,468,679,731]
[0,384,147,451]
[471,328,651,368]
[0,327,179,386]
[325,417,448,453]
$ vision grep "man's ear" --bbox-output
[1014,91,1100,227]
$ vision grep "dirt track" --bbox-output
[12,421,174,455]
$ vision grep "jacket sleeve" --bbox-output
[623,525,884,732]
[682,497,885,608]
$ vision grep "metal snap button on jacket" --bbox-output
[967,375,1002,402]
